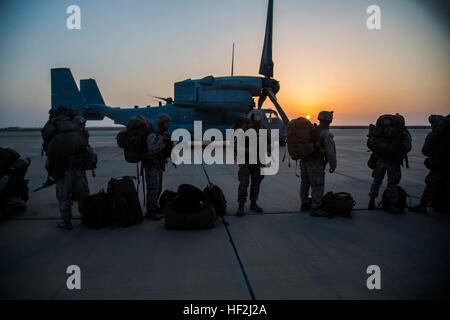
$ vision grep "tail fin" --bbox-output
[80,79,105,105]
[51,68,85,115]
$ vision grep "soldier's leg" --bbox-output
[145,167,162,220]
[56,170,73,229]
[75,168,90,216]
[237,165,250,216]
[386,164,402,207]
[237,165,250,203]
[300,161,311,209]
[249,165,264,212]
[309,161,325,210]
[249,165,264,201]
[369,163,386,200]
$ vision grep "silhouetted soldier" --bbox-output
[143,113,173,220]
[300,111,337,217]
[411,115,447,213]
[236,110,267,217]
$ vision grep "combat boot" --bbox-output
[310,209,332,219]
[301,203,312,212]
[236,202,245,217]
[409,204,428,214]
[368,197,376,210]
[250,201,263,213]
[58,220,73,230]
[146,210,161,221]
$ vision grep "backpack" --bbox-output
[381,186,407,212]
[159,189,178,213]
[169,184,205,212]
[107,177,143,227]
[287,117,318,160]
[322,192,355,218]
[42,115,87,177]
[82,191,112,229]
[367,114,410,159]
[203,184,227,217]
[165,203,217,230]
[117,116,153,163]
[165,184,217,230]
[0,147,20,177]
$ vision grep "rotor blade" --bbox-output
[259,0,274,78]
[265,88,289,125]
[147,95,173,103]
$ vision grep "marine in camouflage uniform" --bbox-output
[236,110,268,217]
[410,115,447,214]
[368,115,412,213]
[144,113,172,220]
[55,115,90,230]
[300,111,337,217]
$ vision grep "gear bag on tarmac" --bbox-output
[203,184,227,217]
[287,117,318,160]
[322,192,355,218]
[165,184,217,230]
[0,147,20,177]
[367,114,409,159]
[381,186,407,213]
[82,191,112,229]
[108,177,143,227]
[117,116,153,163]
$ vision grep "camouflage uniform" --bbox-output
[56,166,89,222]
[237,120,268,205]
[144,128,169,213]
[368,129,411,207]
[238,164,264,203]
[56,116,91,227]
[300,128,337,209]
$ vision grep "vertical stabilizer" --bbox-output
[51,68,85,114]
[259,0,274,78]
[80,79,105,105]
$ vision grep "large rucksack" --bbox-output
[367,114,410,159]
[381,186,407,213]
[0,147,20,177]
[165,184,217,230]
[322,192,355,218]
[82,191,112,229]
[108,177,143,227]
[287,117,318,160]
[117,116,153,163]
[203,184,227,217]
[42,114,87,178]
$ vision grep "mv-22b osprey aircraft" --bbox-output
[51,0,289,140]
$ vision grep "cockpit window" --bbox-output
[265,111,278,119]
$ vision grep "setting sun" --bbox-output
[306,115,311,120]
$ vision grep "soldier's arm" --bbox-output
[422,132,432,157]
[323,131,337,171]
[146,133,166,156]
[402,129,412,153]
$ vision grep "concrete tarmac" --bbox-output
[0,129,449,299]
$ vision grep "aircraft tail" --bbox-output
[51,68,85,115]
[80,79,105,105]
[51,68,105,120]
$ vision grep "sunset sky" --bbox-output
[0,0,448,127]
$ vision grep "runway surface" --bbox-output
[1,129,449,299]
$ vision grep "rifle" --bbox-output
[33,176,56,192]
